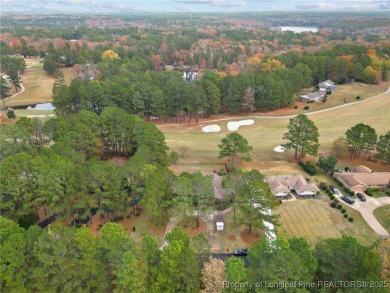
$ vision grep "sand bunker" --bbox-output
[202,125,221,133]
[273,146,286,152]
[227,119,255,131]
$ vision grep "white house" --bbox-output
[318,80,337,91]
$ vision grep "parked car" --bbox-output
[233,249,248,256]
[356,193,366,201]
[341,196,355,204]
[329,185,340,195]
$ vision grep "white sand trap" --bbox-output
[274,145,286,152]
[227,119,255,131]
[202,125,221,133]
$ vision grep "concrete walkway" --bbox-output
[334,194,390,238]
[3,79,26,102]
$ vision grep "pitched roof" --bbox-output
[334,171,390,188]
[265,175,319,195]
[353,165,372,173]
[300,91,325,100]
[319,80,335,87]
[211,173,233,200]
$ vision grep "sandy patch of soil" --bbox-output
[202,125,221,133]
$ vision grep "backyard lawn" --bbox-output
[274,198,379,246]
[373,206,390,234]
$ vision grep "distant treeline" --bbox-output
[49,44,389,120]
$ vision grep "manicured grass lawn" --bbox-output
[301,82,390,112]
[163,87,390,175]
[14,109,54,117]
[274,198,379,247]
[374,206,390,234]
[5,59,74,108]
[366,188,390,199]
[6,64,55,107]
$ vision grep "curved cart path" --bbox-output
[158,87,390,127]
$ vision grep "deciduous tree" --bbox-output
[332,136,347,158]
[201,258,226,293]
[317,156,338,174]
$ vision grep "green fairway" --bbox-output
[162,88,390,174]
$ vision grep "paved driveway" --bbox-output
[334,193,390,238]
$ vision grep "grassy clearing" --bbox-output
[5,59,74,108]
[163,87,390,175]
[6,60,55,107]
[14,109,54,117]
[274,199,379,247]
[301,82,390,112]
[373,206,390,234]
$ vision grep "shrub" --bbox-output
[319,183,327,190]
[6,109,16,119]
[304,106,310,110]
[355,96,361,100]
[299,161,317,175]
[365,189,373,196]
[348,217,354,222]
[294,105,298,109]
[337,204,342,209]
[169,151,179,164]
[18,212,39,229]
[341,208,346,213]
[330,202,338,208]
[132,226,136,232]
[330,195,334,200]
[344,214,348,218]
[217,169,226,176]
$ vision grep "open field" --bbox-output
[274,198,379,246]
[4,58,73,108]
[164,87,390,175]
[373,206,390,234]
[6,59,55,107]
[300,82,390,112]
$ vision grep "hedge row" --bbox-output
[334,177,354,196]
[299,161,317,176]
